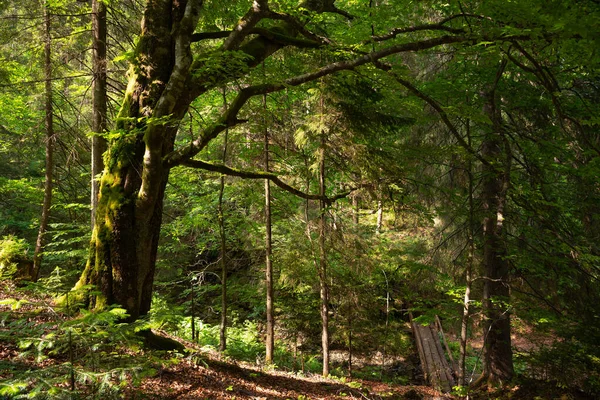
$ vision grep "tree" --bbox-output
[32,2,55,281]
[73,0,476,320]
[479,60,513,384]
[91,0,108,227]
[263,91,275,365]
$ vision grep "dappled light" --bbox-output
[1,0,600,398]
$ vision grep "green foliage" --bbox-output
[526,339,600,395]
[1,0,600,395]
[0,292,164,399]
[0,236,31,279]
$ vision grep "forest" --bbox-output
[0,0,599,398]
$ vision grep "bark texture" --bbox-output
[75,0,203,319]
[480,63,514,384]
[32,4,54,281]
[264,93,274,364]
[91,0,108,227]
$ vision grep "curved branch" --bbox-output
[265,10,330,44]
[222,0,269,51]
[379,65,492,168]
[372,23,465,42]
[180,159,356,203]
[164,34,468,168]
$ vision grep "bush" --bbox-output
[526,339,600,395]
[0,235,32,279]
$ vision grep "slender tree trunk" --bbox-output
[352,194,359,225]
[459,121,474,386]
[32,3,54,281]
[347,306,353,377]
[376,196,383,234]
[91,0,108,227]
[219,91,229,352]
[318,131,330,377]
[264,92,275,365]
[480,62,513,384]
[219,173,227,351]
[381,270,390,378]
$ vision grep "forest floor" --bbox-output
[0,284,595,399]
[128,353,448,399]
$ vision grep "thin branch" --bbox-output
[379,65,492,167]
[372,23,465,42]
[0,73,92,88]
[180,159,356,203]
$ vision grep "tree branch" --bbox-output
[265,10,330,44]
[372,22,465,42]
[376,64,492,167]
[222,0,269,51]
[179,159,356,203]
[164,34,468,167]
[191,27,323,48]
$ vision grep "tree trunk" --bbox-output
[376,196,383,234]
[318,131,330,377]
[32,3,54,281]
[73,0,197,320]
[264,93,275,365]
[459,121,475,386]
[219,172,227,351]
[480,62,514,384]
[219,90,229,352]
[91,0,108,227]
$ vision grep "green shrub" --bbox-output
[526,339,600,395]
[0,235,31,279]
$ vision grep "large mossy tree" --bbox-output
[74,0,472,320]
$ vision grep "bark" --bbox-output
[459,121,475,386]
[376,197,383,234]
[352,194,359,225]
[318,131,330,377]
[264,93,275,365]
[32,4,54,281]
[218,91,229,352]
[480,62,514,384]
[74,0,201,319]
[219,171,227,351]
[91,0,108,227]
